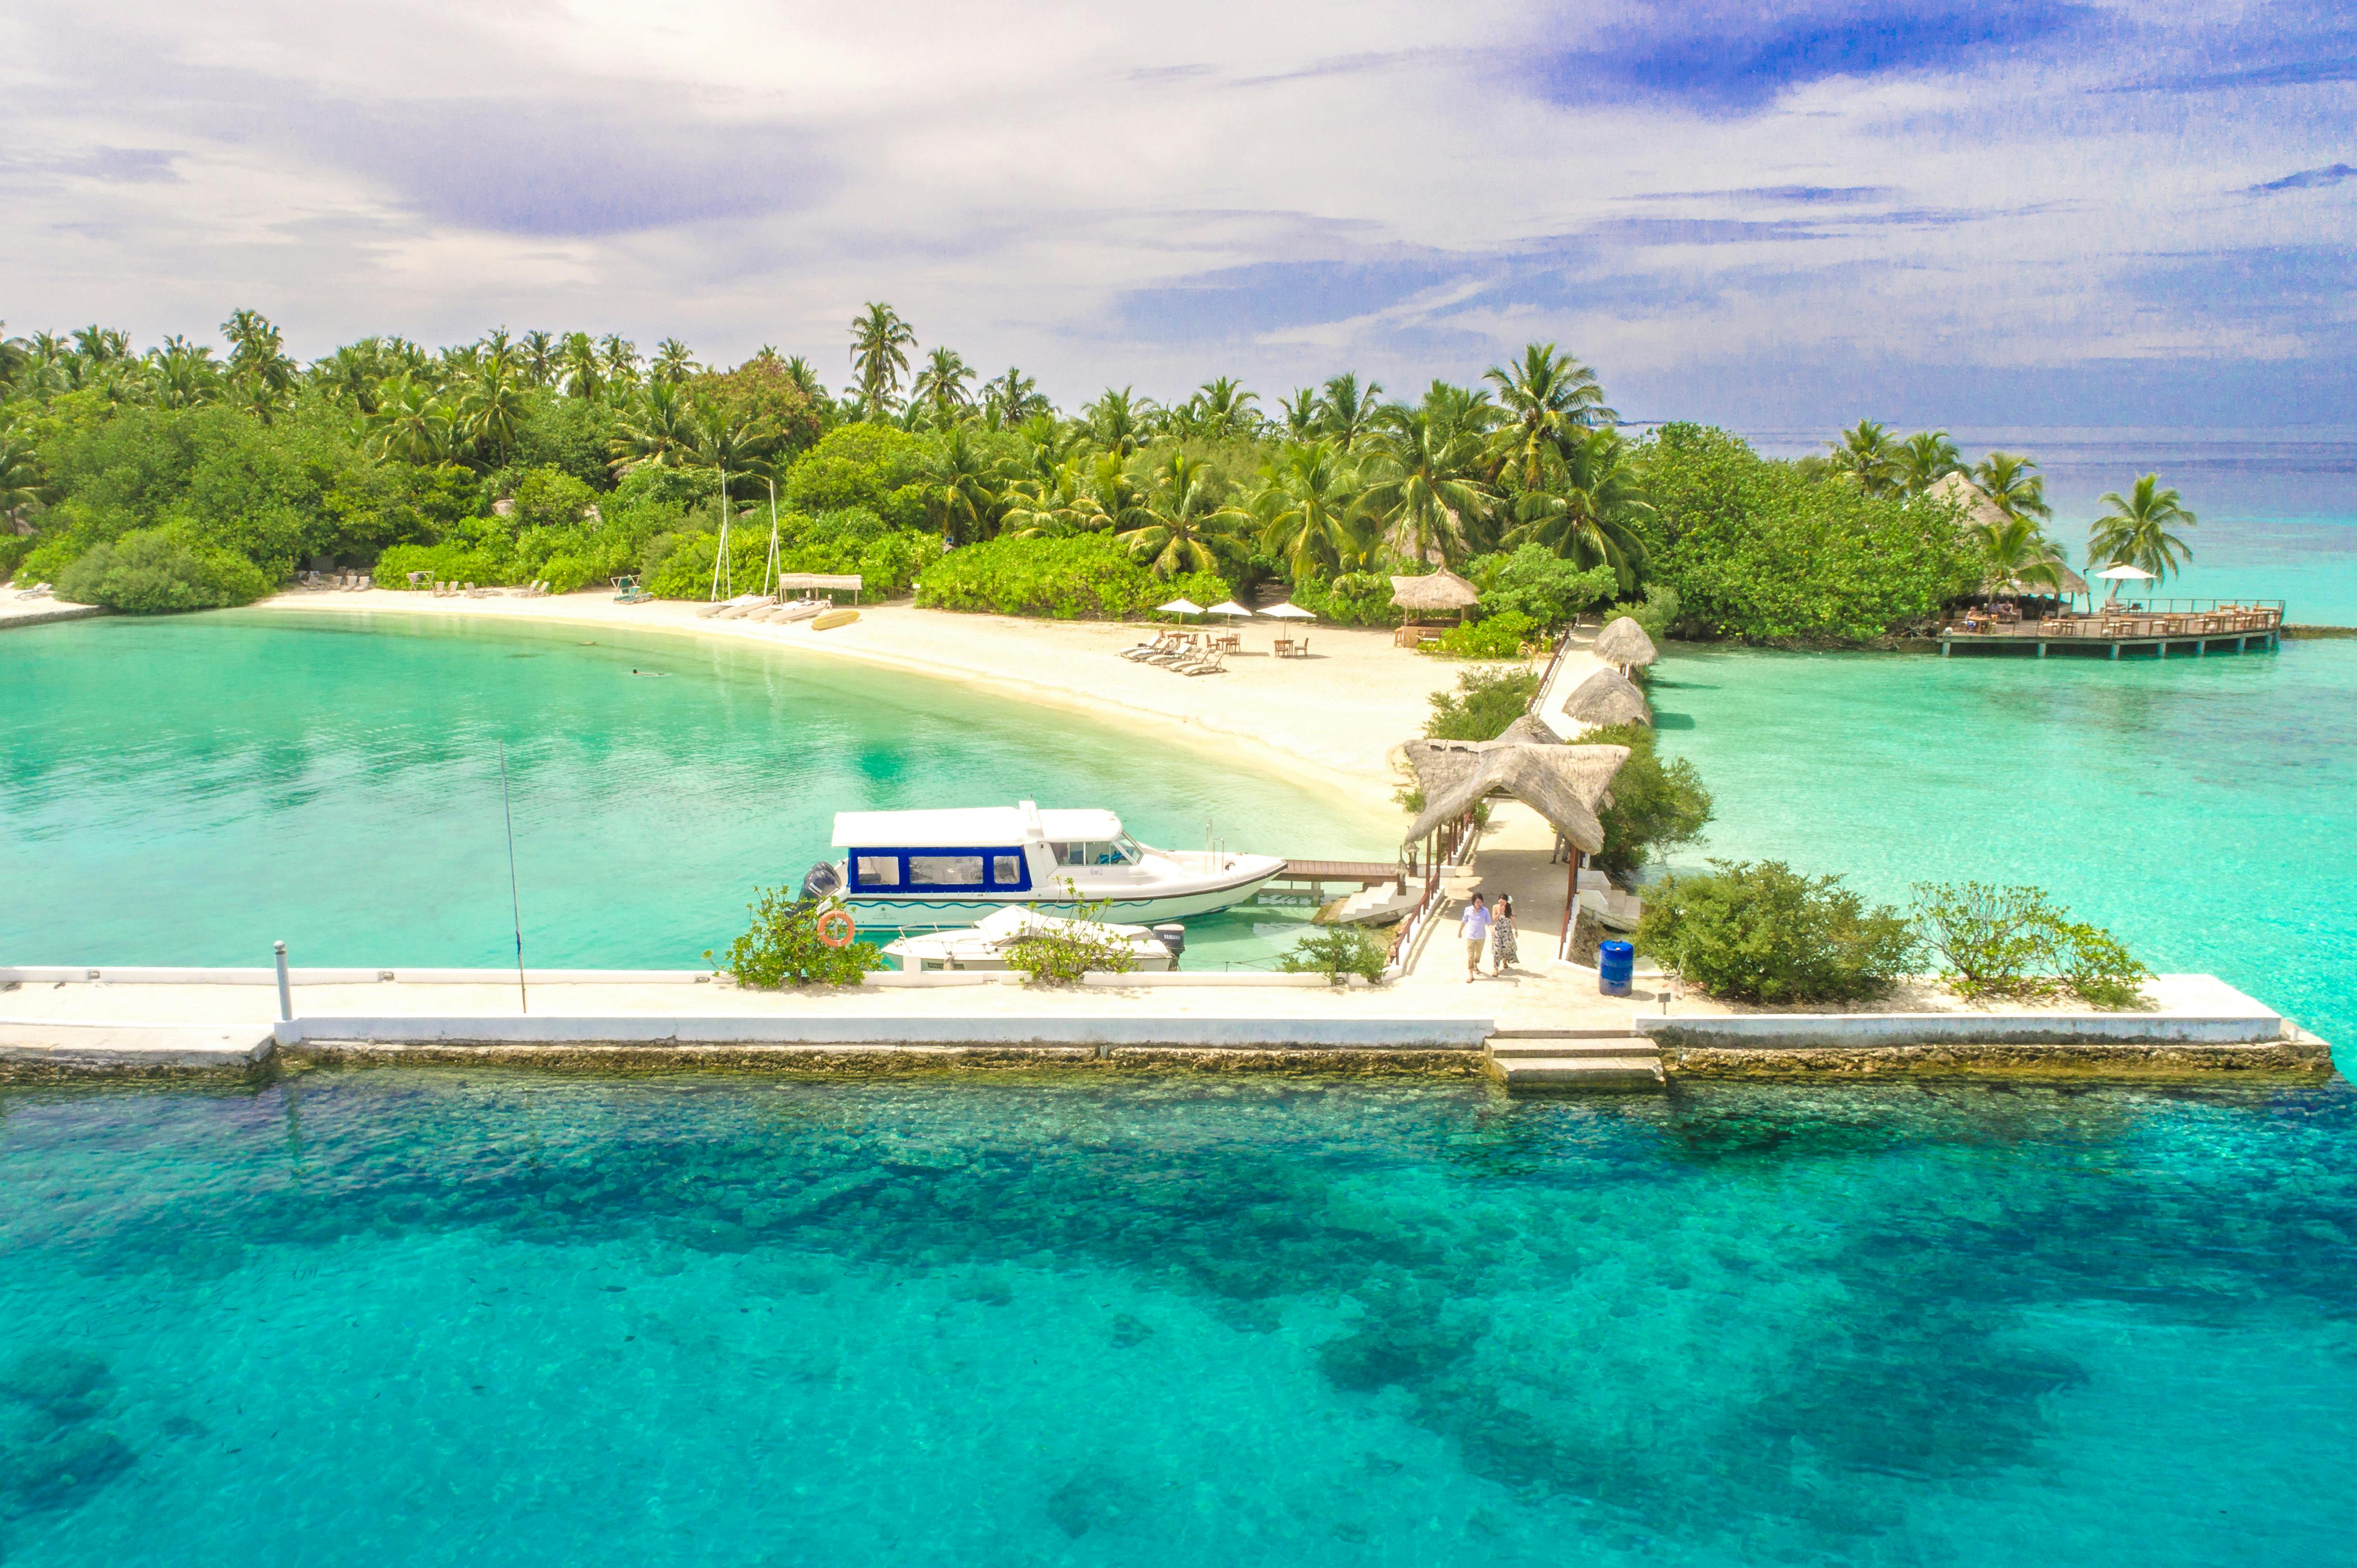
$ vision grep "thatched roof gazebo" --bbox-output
[1926,470,2009,532]
[1591,615,1658,672]
[1389,568,1481,619]
[1561,666,1652,728]
[1401,738,1628,856]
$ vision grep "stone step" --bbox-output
[1488,1039,1656,1060]
[1488,1053,1665,1090]
[1488,1028,1641,1040]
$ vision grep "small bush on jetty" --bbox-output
[1001,888,1139,985]
[1912,882,2150,1007]
[707,888,881,988]
[1636,860,1916,1003]
[1281,925,1390,984]
[1426,665,1543,741]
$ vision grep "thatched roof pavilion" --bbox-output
[1389,568,1480,616]
[1561,666,1652,728]
[1927,470,2009,531]
[1592,615,1658,671]
[1401,738,1629,855]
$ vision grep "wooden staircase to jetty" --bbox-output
[1485,1029,1664,1091]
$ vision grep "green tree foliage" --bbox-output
[1423,665,1542,741]
[1581,723,1713,876]
[1633,423,1978,643]
[705,886,882,988]
[1427,610,1537,659]
[782,423,931,529]
[1287,570,1399,627]
[1635,860,1917,1003]
[2088,474,2195,582]
[54,528,270,611]
[1466,544,1616,629]
[915,532,1228,620]
[1911,882,2150,1007]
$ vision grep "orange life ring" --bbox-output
[816,908,857,948]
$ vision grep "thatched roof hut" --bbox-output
[1389,568,1480,615]
[1591,615,1658,671]
[1401,738,1628,854]
[1495,713,1562,745]
[1561,666,1652,728]
[1926,470,2010,531]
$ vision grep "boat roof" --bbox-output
[830,803,1127,848]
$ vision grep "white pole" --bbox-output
[709,467,731,601]
[763,477,781,599]
[273,940,291,1022]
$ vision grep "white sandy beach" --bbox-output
[245,586,1538,805]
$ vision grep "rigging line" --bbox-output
[499,739,527,1014]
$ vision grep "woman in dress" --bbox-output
[1490,893,1519,971]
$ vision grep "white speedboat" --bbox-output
[882,906,1178,972]
[808,801,1284,927]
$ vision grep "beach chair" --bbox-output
[1147,634,1204,667]
[1120,631,1179,661]
[22,583,52,599]
[1176,646,1227,676]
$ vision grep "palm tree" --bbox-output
[684,402,780,482]
[1828,420,1901,498]
[459,363,530,462]
[2088,474,2196,582]
[0,325,33,391]
[1255,441,1371,580]
[1316,372,1385,449]
[1000,453,1094,539]
[147,337,222,409]
[1083,387,1148,457]
[371,376,462,465]
[1277,388,1321,440]
[0,438,48,532]
[848,302,916,413]
[651,339,699,383]
[1897,429,1965,496]
[1973,452,2051,522]
[559,332,604,401]
[1177,378,1260,440]
[1076,452,1156,537]
[608,380,699,473]
[1966,514,2066,598]
[1361,407,1492,565]
[1420,379,1498,438]
[781,355,827,401]
[1118,451,1249,578]
[981,367,1048,428]
[918,426,1001,543]
[1506,427,1653,591]
[910,346,976,422]
[1484,344,1612,492]
[598,335,641,388]
[518,330,559,387]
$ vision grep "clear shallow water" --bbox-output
[0,611,1394,971]
[2,1070,2351,1566]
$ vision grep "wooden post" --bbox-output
[1560,851,1579,951]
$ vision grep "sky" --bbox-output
[2,0,2352,427]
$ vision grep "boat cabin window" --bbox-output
[1050,836,1142,867]
[909,854,986,887]
[854,855,900,887]
[991,853,1023,885]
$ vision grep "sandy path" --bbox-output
[245,588,1509,809]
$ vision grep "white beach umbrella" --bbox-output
[1206,600,1256,619]
[1259,601,1316,620]
[1156,597,1206,619]
[2093,562,2158,605]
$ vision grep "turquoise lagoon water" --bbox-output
[0,611,1395,972]
[3,1069,2353,1566]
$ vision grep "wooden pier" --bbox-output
[1269,859,1407,897]
[1938,599,2283,659]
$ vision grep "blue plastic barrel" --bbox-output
[1597,940,1634,997]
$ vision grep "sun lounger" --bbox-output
[1177,646,1227,676]
[1120,632,1181,661]
[21,583,52,599]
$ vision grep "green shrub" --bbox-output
[1425,665,1542,741]
[915,532,1228,620]
[0,533,34,582]
[1609,583,1682,646]
[1911,882,2150,1007]
[1582,723,1714,876]
[373,541,517,588]
[1427,609,1537,659]
[1001,908,1142,985]
[1280,925,1390,984]
[52,528,272,612]
[1289,570,1402,627]
[1636,860,1918,1003]
[1467,545,1617,629]
[705,886,882,987]
[783,424,931,529]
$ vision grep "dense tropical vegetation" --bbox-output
[0,309,2192,639]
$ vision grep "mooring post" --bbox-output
[273,940,292,1023]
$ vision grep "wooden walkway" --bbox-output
[1272,860,1404,891]
[1939,600,2283,659]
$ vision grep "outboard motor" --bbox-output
[801,860,845,902]
[1153,924,1186,967]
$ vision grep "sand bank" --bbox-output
[246,588,1498,806]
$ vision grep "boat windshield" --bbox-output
[1051,836,1143,867]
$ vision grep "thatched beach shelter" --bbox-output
[1926,470,2010,532]
[1389,568,1480,619]
[1401,738,1629,856]
[1591,615,1658,673]
[1561,666,1652,728]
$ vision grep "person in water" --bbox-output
[1490,893,1519,972]
[1460,893,1490,982]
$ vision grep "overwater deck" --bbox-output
[1938,599,2283,658]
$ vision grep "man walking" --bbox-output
[1459,893,1490,982]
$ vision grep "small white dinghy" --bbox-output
[882,905,1179,973]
